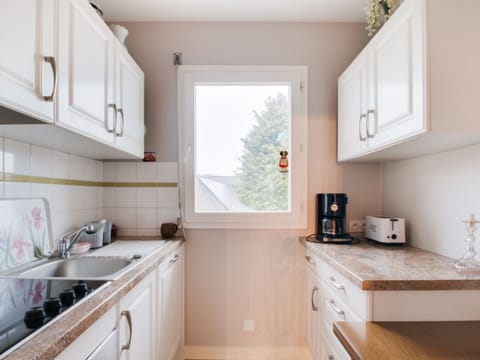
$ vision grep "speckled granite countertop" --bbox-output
[1,239,183,360]
[302,237,480,291]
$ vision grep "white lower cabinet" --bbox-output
[119,271,156,360]
[306,257,321,360]
[306,249,480,360]
[55,244,185,360]
[56,306,118,360]
[157,245,185,360]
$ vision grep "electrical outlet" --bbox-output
[349,220,365,233]
[243,320,255,332]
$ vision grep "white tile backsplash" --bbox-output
[68,155,84,181]
[157,162,178,182]
[103,162,115,182]
[116,208,137,228]
[30,145,52,177]
[103,188,115,207]
[157,188,178,208]
[95,161,103,182]
[115,162,136,182]
[84,159,97,182]
[31,183,53,204]
[52,151,69,179]
[0,139,178,239]
[137,188,157,208]
[137,162,157,182]
[137,208,157,228]
[157,207,179,226]
[5,182,30,197]
[4,138,30,175]
[115,188,136,208]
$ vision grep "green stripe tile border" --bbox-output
[3,173,177,188]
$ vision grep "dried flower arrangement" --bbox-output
[365,0,400,37]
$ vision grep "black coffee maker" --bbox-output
[316,193,352,243]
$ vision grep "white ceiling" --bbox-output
[93,0,368,22]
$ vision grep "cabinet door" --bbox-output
[367,0,426,149]
[0,0,55,122]
[119,272,155,360]
[157,246,184,360]
[307,266,321,360]
[114,45,145,158]
[56,0,115,144]
[337,52,368,161]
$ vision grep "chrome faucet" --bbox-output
[58,223,103,258]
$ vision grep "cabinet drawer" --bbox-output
[319,261,368,319]
[321,281,363,330]
[305,249,320,276]
[320,323,351,360]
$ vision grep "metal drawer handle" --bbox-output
[107,104,117,133]
[121,310,133,351]
[366,109,376,138]
[116,108,125,137]
[358,113,367,141]
[311,286,318,311]
[329,276,345,291]
[329,299,346,320]
[169,254,179,264]
[305,256,315,265]
[43,56,57,101]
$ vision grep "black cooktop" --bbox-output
[0,278,106,356]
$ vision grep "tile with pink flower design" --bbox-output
[0,198,53,272]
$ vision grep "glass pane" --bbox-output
[194,84,291,213]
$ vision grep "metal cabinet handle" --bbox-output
[311,286,318,311]
[116,108,125,137]
[169,254,179,264]
[107,104,117,133]
[366,109,376,138]
[121,310,133,351]
[358,113,367,141]
[305,256,315,265]
[329,299,346,320]
[329,276,345,291]
[43,56,57,101]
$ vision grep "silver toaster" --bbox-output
[365,216,406,244]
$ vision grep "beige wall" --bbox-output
[382,144,480,259]
[121,21,381,355]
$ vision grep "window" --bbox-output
[178,66,308,229]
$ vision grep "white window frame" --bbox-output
[178,65,308,229]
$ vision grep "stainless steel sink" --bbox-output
[0,257,135,280]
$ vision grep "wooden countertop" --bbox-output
[302,237,480,290]
[333,321,480,360]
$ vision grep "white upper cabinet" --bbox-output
[0,0,56,122]
[0,0,145,159]
[57,0,115,144]
[338,0,480,161]
[366,0,425,149]
[337,51,369,160]
[114,45,145,158]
